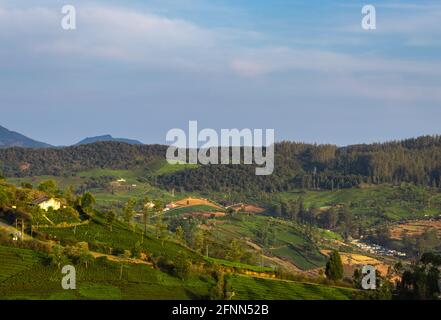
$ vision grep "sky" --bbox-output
[0,0,440,146]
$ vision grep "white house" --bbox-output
[144,201,155,209]
[33,197,62,211]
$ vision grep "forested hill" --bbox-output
[1,136,441,192]
[0,142,167,177]
[157,135,441,192]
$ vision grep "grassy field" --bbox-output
[277,184,441,223]
[38,214,203,265]
[147,160,199,176]
[0,245,355,300]
[166,205,224,217]
[210,215,327,270]
[228,274,355,300]
[0,246,212,300]
[206,257,273,273]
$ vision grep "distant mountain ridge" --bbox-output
[0,125,144,148]
[75,135,143,146]
[0,125,52,148]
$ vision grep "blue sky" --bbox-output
[0,0,440,146]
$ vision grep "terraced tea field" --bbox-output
[0,246,42,282]
[228,274,355,300]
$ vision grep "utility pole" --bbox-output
[21,220,24,241]
[206,244,209,258]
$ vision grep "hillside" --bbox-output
[0,142,166,177]
[0,179,358,300]
[0,125,51,149]
[2,135,441,193]
[75,135,143,146]
[157,136,441,193]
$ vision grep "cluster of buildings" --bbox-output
[352,240,406,257]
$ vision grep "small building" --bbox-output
[32,197,62,212]
[166,203,177,209]
[11,231,21,241]
[144,201,155,209]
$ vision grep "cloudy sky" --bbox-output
[0,0,440,146]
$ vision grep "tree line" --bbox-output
[158,135,441,192]
[2,135,441,192]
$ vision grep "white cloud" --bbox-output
[0,2,440,105]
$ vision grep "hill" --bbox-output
[157,135,441,193]
[1,135,441,193]
[75,135,143,146]
[0,125,51,149]
[0,142,166,177]
[0,180,358,300]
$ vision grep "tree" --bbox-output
[49,245,69,269]
[105,210,116,231]
[210,271,232,300]
[141,197,153,234]
[63,186,75,205]
[325,207,338,229]
[153,200,164,214]
[396,252,441,300]
[0,190,9,207]
[174,258,192,280]
[416,228,439,257]
[375,224,391,246]
[338,205,353,239]
[191,229,205,252]
[131,241,142,259]
[288,199,300,221]
[123,198,136,224]
[80,192,96,211]
[38,180,58,196]
[78,249,93,269]
[175,226,185,243]
[225,240,245,262]
[153,200,166,240]
[325,250,344,281]
[156,219,168,243]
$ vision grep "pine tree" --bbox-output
[325,250,344,281]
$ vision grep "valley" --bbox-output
[1,139,441,300]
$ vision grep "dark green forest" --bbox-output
[0,142,167,177]
[158,136,441,192]
[1,135,441,193]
